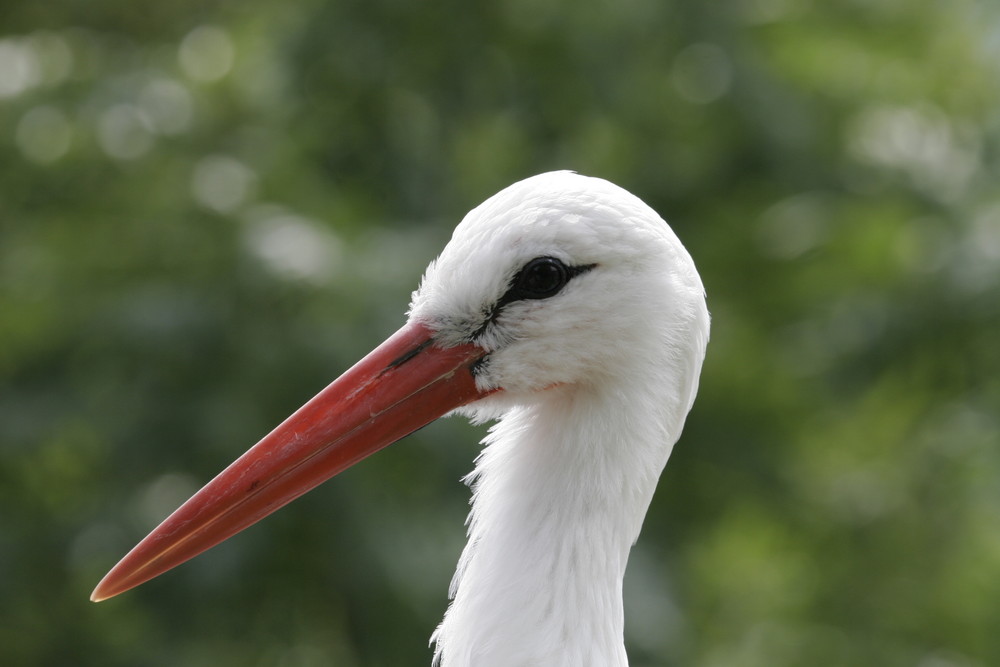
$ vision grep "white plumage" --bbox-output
[412,172,710,666]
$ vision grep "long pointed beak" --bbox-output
[91,321,490,602]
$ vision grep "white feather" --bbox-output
[407,172,709,666]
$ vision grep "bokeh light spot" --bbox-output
[0,37,41,98]
[138,78,194,135]
[191,154,257,213]
[244,207,342,284]
[97,104,154,160]
[16,106,73,164]
[178,26,235,83]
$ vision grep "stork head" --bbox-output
[90,171,708,602]
[411,171,708,413]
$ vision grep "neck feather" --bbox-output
[432,375,689,667]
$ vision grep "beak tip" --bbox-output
[90,583,110,603]
[90,575,122,603]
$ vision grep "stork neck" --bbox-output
[433,381,678,667]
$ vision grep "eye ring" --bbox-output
[514,257,569,300]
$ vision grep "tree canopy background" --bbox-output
[2,1,999,665]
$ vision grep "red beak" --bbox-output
[91,321,490,602]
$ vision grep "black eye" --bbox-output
[469,256,597,340]
[514,257,569,299]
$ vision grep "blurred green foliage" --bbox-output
[2,0,1000,665]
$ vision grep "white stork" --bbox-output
[92,171,710,667]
